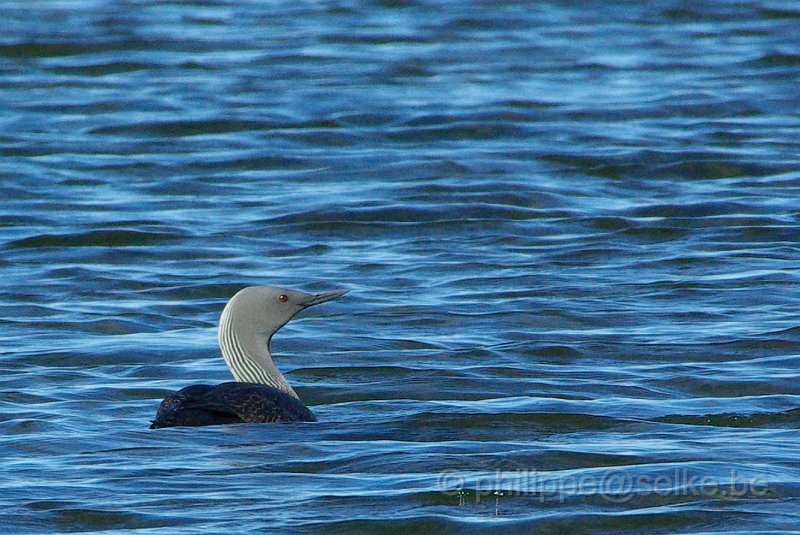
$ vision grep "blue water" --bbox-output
[2,1,800,533]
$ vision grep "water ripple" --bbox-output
[1,0,799,533]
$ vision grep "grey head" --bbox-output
[222,286,347,342]
[218,286,347,397]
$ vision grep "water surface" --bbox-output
[2,1,800,533]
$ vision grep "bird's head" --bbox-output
[222,285,348,340]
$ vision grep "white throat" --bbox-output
[217,302,299,399]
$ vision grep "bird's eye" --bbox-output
[279,294,288,303]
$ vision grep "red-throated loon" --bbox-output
[151,286,347,429]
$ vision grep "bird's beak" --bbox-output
[301,289,348,308]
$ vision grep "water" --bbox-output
[2,0,799,532]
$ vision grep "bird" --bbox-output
[150,285,347,429]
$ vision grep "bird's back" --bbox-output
[151,382,317,429]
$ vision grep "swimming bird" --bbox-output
[151,286,347,429]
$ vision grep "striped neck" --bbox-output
[218,300,298,399]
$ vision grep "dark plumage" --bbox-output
[150,382,316,429]
[150,286,345,430]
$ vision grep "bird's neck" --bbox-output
[218,308,299,399]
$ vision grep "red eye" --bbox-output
[279,294,288,303]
